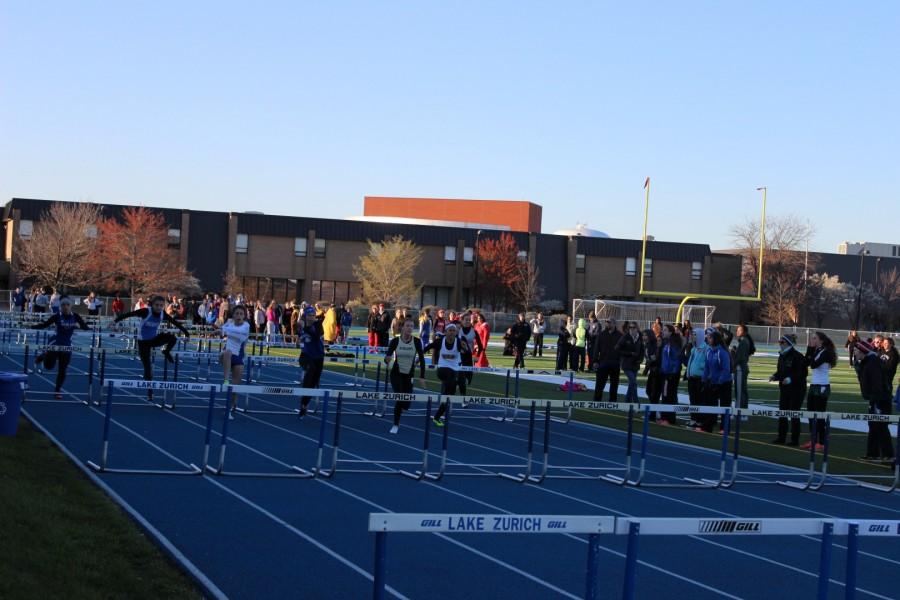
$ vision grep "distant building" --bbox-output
[362,196,541,233]
[3,197,743,321]
[551,223,610,238]
[837,241,900,258]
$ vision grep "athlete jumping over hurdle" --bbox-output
[423,323,469,426]
[383,317,426,434]
[113,295,190,395]
[216,305,250,418]
[33,295,89,399]
[298,305,325,418]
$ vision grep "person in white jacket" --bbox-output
[529,312,546,357]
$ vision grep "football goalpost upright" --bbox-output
[638,179,767,322]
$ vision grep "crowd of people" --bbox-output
[11,283,898,456]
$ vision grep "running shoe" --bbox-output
[657,419,670,426]
[815,444,825,452]
[228,410,235,421]
[800,441,813,450]
[54,392,62,400]
[432,417,445,427]
[298,406,308,419]
[223,379,230,388]
[389,425,399,434]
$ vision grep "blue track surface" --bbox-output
[7,347,900,600]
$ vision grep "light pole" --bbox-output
[854,249,870,330]
[473,230,482,307]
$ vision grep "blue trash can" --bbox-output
[0,372,28,436]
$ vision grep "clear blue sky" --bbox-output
[2,1,898,252]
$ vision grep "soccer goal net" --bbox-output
[571,299,717,329]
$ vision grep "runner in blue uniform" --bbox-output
[33,296,89,398]
[298,305,325,418]
[114,295,190,386]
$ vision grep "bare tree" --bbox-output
[729,214,812,323]
[16,202,102,291]
[759,272,800,332]
[510,260,543,312]
[353,235,423,306]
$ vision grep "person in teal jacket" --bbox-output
[685,330,708,428]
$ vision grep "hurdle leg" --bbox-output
[845,522,858,600]
[622,521,640,600]
[87,382,115,472]
[817,521,834,600]
[584,532,602,600]
[372,531,387,600]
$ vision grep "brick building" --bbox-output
[3,197,744,321]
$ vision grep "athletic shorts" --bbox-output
[230,353,245,368]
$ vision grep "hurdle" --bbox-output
[314,390,446,478]
[616,518,900,600]
[597,403,734,488]
[87,379,218,475]
[203,385,320,478]
[367,513,616,600]
[779,415,900,494]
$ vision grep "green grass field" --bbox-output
[0,418,201,600]
[290,335,894,479]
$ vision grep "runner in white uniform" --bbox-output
[217,305,250,417]
[423,323,469,426]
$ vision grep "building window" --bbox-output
[575,254,586,273]
[517,250,528,263]
[421,285,452,308]
[463,246,474,265]
[294,237,307,257]
[894,245,898,257]
[625,257,636,276]
[167,228,181,247]
[444,246,457,264]
[314,238,326,258]
[85,224,98,239]
[19,220,33,240]
[311,280,357,304]
[643,258,653,277]
[235,233,248,254]
[691,261,703,280]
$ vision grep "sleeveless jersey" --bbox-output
[139,310,163,341]
[394,336,418,375]
[437,337,462,370]
[50,313,79,348]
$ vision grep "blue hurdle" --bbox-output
[86,379,218,475]
[204,384,327,478]
[368,514,900,600]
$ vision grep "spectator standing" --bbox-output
[510,313,531,369]
[556,317,572,371]
[366,304,379,347]
[732,324,753,409]
[530,312,546,357]
[375,303,391,348]
[804,331,837,450]
[111,294,125,319]
[585,311,600,370]
[769,334,809,446]
[700,329,732,433]
[846,330,860,370]
[855,340,894,461]
[474,312,491,368]
[592,318,622,402]
[659,324,683,425]
[616,321,643,402]
[571,318,587,372]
